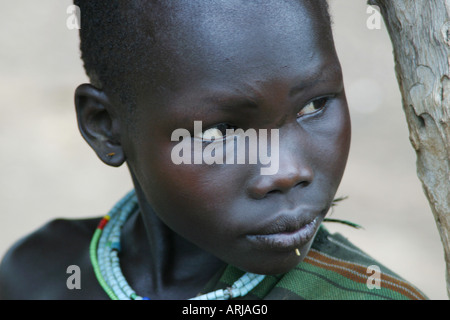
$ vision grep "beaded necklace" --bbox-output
[89,190,266,300]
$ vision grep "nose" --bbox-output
[247,133,314,199]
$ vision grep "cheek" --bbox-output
[134,142,245,247]
[331,102,351,166]
[307,101,351,186]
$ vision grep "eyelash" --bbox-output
[296,96,333,118]
[199,123,238,144]
[198,96,334,143]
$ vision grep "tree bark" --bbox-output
[367,0,450,298]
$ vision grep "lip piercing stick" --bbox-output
[295,249,301,256]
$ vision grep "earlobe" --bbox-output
[74,83,126,167]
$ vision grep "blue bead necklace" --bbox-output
[90,190,266,300]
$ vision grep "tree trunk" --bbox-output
[367,0,450,298]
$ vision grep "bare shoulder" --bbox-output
[0,217,107,299]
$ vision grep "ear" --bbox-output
[74,83,126,167]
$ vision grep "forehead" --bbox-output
[161,0,318,50]
[135,0,333,81]
[123,0,338,121]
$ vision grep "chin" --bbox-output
[251,259,304,276]
[234,246,313,276]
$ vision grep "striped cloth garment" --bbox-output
[199,226,428,300]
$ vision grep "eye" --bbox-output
[197,123,237,143]
[297,97,330,118]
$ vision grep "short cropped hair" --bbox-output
[74,0,331,114]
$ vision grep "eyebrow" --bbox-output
[201,94,259,112]
[289,64,342,97]
[196,63,343,112]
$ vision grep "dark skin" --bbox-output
[0,1,350,299]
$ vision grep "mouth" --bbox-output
[246,214,320,252]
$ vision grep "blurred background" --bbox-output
[0,0,447,299]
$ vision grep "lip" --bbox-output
[246,215,319,252]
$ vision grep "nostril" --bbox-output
[249,178,310,200]
[267,180,308,194]
[247,161,314,200]
[294,180,309,189]
[277,173,310,192]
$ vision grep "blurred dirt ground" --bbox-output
[0,0,447,299]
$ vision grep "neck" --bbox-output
[118,181,226,299]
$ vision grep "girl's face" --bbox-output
[122,1,351,275]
